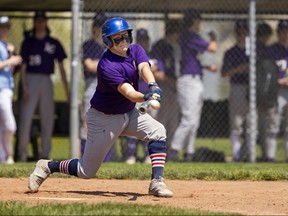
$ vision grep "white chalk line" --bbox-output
[29,197,87,201]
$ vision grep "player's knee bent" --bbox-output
[77,160,99,179]
[78,170,97,179]
[153,122,166,142]
[148,140,167,155]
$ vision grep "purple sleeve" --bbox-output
[186,34,209,54]
[155,58,165,71]
[221,51,233,74]
[55,40,67,62]
[135,44,150,65]
[82,42,89,60]
[20,39,29,64]
[83,41,100,60]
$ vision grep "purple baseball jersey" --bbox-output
[151,39,176,79]
[267,43,288,78]
[221,45,249,84]
[179,30,209,76]
[20,36,67,75]
[90,44,149,114]
[82,39,106,79]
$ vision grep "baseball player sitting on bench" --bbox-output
[28,17,173,198]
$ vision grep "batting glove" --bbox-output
[142,83,162,102]
[148,82,162,101]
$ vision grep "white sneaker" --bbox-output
[5,156,15,164]
[28,159,51,193]
[148,177,173,198]
[125,156,136,164]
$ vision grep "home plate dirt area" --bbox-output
[1,178,287,215]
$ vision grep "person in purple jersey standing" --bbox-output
[0,16,22,164]
[265,20,288,162]
[80,12,117,162]
[221,20,250,162]
[17,11,69,162]
[167,9,218,162]
[28,17,173,197]
[151,19,181,153]
[255,22,276,162]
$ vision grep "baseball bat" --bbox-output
[139,99,160,114]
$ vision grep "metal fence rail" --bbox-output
[1,0,287,163]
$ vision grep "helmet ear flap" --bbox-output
[128,31,133,43]
[103,37,113,48]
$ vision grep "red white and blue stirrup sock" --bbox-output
[48,159,78,176]
[148,141,167,179]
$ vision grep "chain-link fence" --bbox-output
[1,0,288,163]
[0,12,72,162]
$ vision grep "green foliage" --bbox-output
[0,202,233,216]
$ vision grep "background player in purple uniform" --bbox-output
[28,17,173,198]
[265,20,288,162]
[255,22,276,162]
[0,16,22,164]
[168,9,218,161]
[151,19,181,152]
[221,20,250,162]
[17,11,69,162]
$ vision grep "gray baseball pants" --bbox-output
[170,74,204,154]
[77,107,166,178]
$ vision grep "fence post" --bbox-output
[248,0,257,162]
[70,0,81,158]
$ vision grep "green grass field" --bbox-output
[1,137,287,215]
[0,202,234,216]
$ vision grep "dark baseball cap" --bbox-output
[136,28,149,39]
[0,16,11,27]
[34,11,47,19]
[165,19,182,35]
[235,19,248,30]
[183,9,201,22]
[93,12,107,27]
[277,20,288,31]
[257,22,272,37]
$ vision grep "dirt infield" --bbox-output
[1,178,288,215]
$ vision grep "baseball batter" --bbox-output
[28,17,173,198]
[0,16,22,164]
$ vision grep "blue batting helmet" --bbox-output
[102,17,133,48]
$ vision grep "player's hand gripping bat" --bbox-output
[139,98,161,114]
